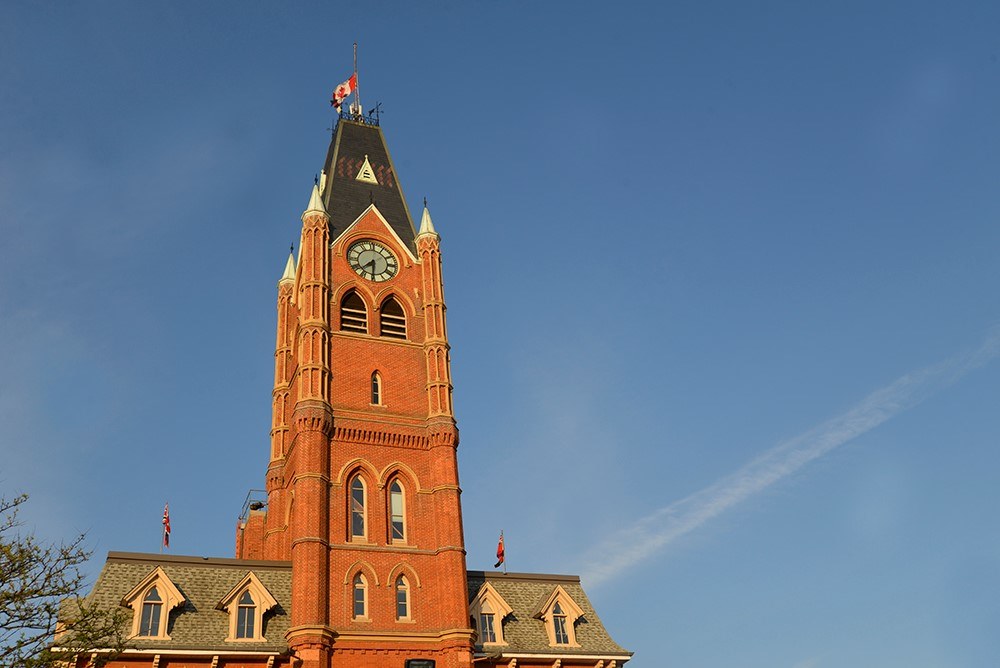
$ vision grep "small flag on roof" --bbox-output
[330,73,358,112]
[494,530,505,569]
[162,503,171,549]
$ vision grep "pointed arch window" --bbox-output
[235,590,256,639]
[395,575,410,621]
[371,371,382,405]
[352,573,368,619]
[478,600,497,643]
[389,479,405,543]
[340,291,368,333]
[138,587,162,637]
[350,475,367,540]
[380,297,406,339]
[552,602,570,645]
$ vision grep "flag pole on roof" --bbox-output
[494,530,506,573]
[353,41,361,118]
[161,503,171,552]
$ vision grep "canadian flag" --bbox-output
[330,73,358,111]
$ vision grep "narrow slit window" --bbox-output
[395,575,409,620]
[389,480,405,542]
[380,297,406,339]
[371,371,382,405]
[352,574,367,619]
[350,476,366,539]
[340,291,368,333]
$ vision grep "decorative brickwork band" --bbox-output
[332,426,427,449]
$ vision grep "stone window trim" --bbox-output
[469,582,513,646]
[533,585,585,648]
[215,571,279,642]
[121,566,186,640]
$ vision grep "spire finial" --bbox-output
[305,182,326,216]
[418,199,437,237]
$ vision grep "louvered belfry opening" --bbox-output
[380,297,406,339]
[341,291,368,333]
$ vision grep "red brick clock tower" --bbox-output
[236,116,474,668]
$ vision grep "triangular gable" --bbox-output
[331,203,419,263]
[215,571,279,614]
[533,584,584,622]
[471,581,514,620]
[121,565,185,611]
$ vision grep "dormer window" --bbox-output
[469,582,513,646]
[379,297,406,339]
[216,571,279,642]
[478,601,497,643]
[534,585,584,648]
[138,587,162,637]
[236,591,255,639]
[340,291,368,333]
[552,602,569,645]
[121,566,186,640]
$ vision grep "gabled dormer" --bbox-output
[121,566,185,640]
[216,571,279,642]
[469,582,514,646]
[534,585,585,648]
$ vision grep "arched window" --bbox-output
[478,599,497,643]
[552,602,569,645]
[395,575,410,620]
[371,371,382,405]
[380,297,406,339]
[350,475,366,540]
[352,573,367,619]
[138,587,162,637]
[235,590,256,639]
[340,291,368,333]
[389,480,405,542]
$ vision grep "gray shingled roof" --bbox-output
[321,119,417,253]
[85,552,290,653]
[466,571,631,659]
[80,555,629,661]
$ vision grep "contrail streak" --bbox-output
[580,328,1000,587]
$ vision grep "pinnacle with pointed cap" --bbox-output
[279,250,296,284]
[418,199,437,237]
[303,183,326,217]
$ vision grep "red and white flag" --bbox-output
[162,503,171,548]
[330,73,358,111]
[493,531,505,569]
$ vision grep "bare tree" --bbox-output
[0,494,129,668]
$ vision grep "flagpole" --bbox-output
[503,529,507,574]
[353,42,361,118]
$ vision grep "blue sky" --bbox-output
[2,2,999,666]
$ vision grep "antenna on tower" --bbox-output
[349,42,362,118]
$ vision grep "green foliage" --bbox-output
[0,494,129,668]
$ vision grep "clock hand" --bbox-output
[367,259,377,277]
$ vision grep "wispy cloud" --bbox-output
[580,328,1000,587]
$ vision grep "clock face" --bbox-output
[347,240,398,282]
